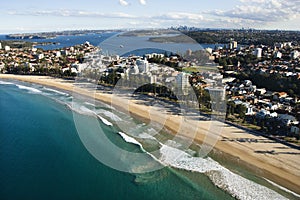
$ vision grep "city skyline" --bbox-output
[0,0,300,33]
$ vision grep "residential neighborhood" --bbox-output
[0,41,98,76]
[1,37,299,143]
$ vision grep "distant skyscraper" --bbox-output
[253,48,262,58]
[0,42,2,50]
[136,58,149,73]
[229,40,238,50]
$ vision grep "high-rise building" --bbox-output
[150,75,157,84]
[4,46,10,51]
[55,51,61,57]
[205,48,213,54]
[274,42,284,49]
[253,48,262,58]
[206,87,226,101]
[291,50,300,59]
[274,51,282,59]
[206,87,226,116]
[186,49,192,56]
[136,58,149,73]
[229,40,238,50]
[176,72,190,95]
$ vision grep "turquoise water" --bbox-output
[0,81,233,200]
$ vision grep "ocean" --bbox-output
[0,80,234,200]
[1,79,297,200]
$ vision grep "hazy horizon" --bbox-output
[1,0,300,34]
[2,27,300,36]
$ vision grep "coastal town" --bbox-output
[0,32,300,145]
[2,0,300,199]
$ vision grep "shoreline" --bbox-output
[1,74,300,196]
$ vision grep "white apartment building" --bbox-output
[176,72,190,95]
[253,48,262,58]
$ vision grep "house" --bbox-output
[256,109,270,119]
[242,102,255,116]
[35,53,44,60]
[258,100,279,111]
[245,96,258,104]
[291,126,300,135]
[273,92,288,100]
[0,62,5,71]
[269,112,278,118]
[256,88,266,95]
[244,80,252,86]
[278,114,299,126]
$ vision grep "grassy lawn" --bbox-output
[183,66,219,73]
[284,137,300,145]
[226,115,261,131]
[226,115,300,145]
[242,123,261,131]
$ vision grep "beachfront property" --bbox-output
[1,34,300,140]
[0,41,98,75]
[207,38,300,138]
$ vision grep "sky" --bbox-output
[0,0,300,33]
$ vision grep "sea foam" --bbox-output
[84,102,96,107]
[96,115,113,126]
[158,144,287,200]
[43,87,69,96]
[264,178,300,198]
[118,132,144,149]
[96,110,123,122]
[115,131,288,200]
[16,84,42,93]
[0,80,14,85]
[70,102,114,126]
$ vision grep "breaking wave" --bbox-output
[0,80,14,85]
[43,87,70,96]
[16,84,42,93]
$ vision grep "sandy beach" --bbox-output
[1,74,300,195]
